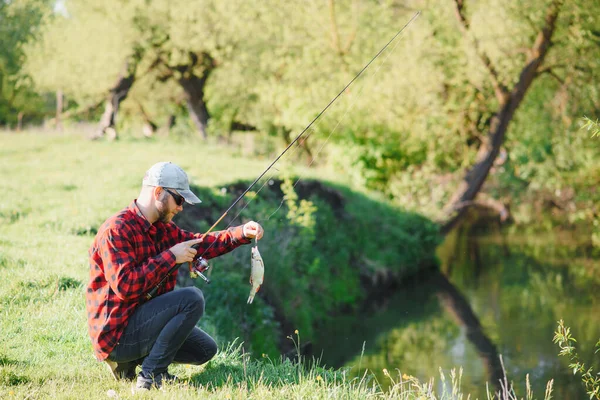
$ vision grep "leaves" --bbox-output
[582,117,600,138]
[554,320,600,399]
[0,0,52,124]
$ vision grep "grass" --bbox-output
[0,129,554,399]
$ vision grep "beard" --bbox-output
[156,198,172,223]
[158,208,172,223]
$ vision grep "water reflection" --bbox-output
[311,226,599,399]
[431,272,505,394]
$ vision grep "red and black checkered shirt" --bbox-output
[86,200,250,361]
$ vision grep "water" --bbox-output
[311,225,600,399]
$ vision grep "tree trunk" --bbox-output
[298,136,314,165]
[93,52,141,140]
[137,102,157,138]
[441,0,563,234]
[56,90,63,131]
[174,52,215,140]
[95,74,135,140]
[16,112,23,131]
[162,114,176,137]
[180,76,210,140]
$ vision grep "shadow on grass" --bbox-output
[0,354,31,386]
[185,342,340,390]
[0,369,31,386]
[0,254,27,269]
[0,275,83,306]
[187,357,300,389]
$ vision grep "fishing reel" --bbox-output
[190,257,211,284]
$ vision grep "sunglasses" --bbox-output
[164,188,185,206]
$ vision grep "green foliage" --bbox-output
[0,0,52,125]
[282,177,317,233]
[583,117,600,138]
[25,0,141,103]
[580,117,600,247]
[554,320,600,399]
[24,0,259,129]
[201,272,281,359]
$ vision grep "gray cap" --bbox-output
[142,162,202,204]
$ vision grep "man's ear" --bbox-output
[153,186,164,201]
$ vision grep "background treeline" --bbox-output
[1,0,599,228]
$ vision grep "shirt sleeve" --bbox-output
[101,228,176,301]
[176,225,251,260]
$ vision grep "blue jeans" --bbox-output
[107,287,217,378]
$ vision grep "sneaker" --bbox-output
[104,360,137,381]
[135,372,178,390]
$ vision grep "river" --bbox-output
[310,224,600,399]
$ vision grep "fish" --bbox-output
[247,245,264,304]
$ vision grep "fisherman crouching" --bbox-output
[85,162,263,390]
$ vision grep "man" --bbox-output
[86,161,263,390]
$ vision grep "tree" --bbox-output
[440,0,564,233]
[25,0,258,139]
[25,0,138,137]
[0,0,52,127]
[207,0,445,160]
[93,48,143,140]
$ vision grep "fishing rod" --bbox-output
[145,11,421,300]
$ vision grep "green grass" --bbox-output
[0,130,550,399]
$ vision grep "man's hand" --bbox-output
[243,221,264,241]
[170,238,203,264]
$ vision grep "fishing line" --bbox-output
[261,13,419,222]
[146,12,421,296]
[197,10,420,258]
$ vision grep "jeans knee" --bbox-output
[207,340,218,360]
[190,338,217,365]
[180,287,204,317]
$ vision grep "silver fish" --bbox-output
[247,246,264,304]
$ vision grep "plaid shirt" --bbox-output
[86,200,249,361]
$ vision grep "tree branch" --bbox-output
[508,0,563,109]
[452,0,509,103]
[342,0,358,54]
[328,0,343,55]
[537,68,565,84]
[46,98,104,126]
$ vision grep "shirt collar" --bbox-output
[129,200,153,232]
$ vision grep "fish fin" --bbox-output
[247,294,254,304]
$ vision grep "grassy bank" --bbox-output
[0,130,452,398]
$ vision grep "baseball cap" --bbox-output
[142,162,202,204]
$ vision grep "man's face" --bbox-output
[156,188,183,223]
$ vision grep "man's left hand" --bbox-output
[243,221,264,241]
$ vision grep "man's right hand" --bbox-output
[170,238,203,264]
